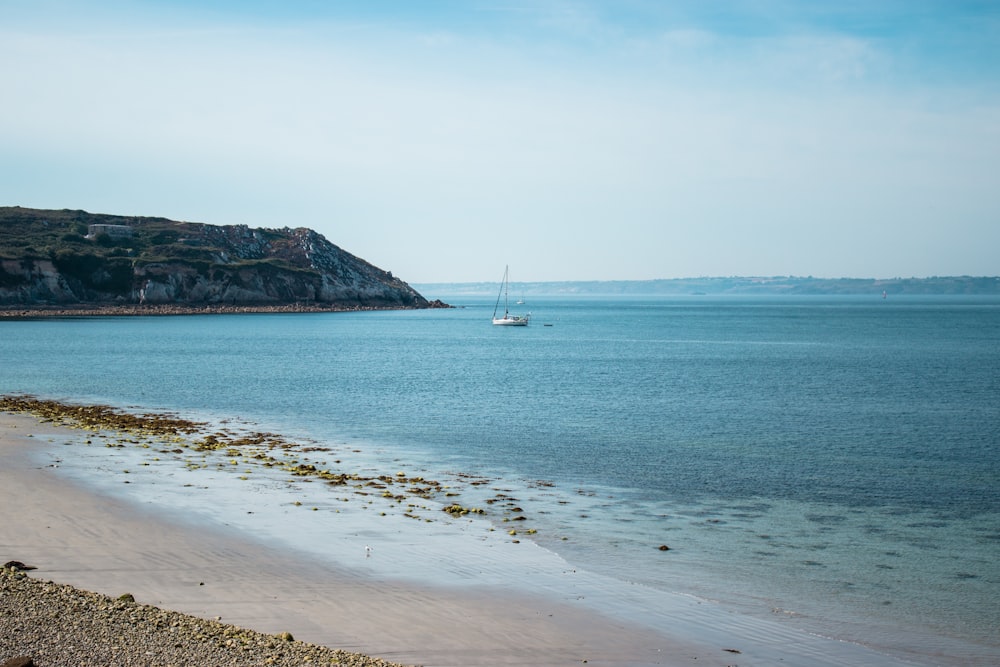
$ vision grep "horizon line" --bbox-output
[412,275,1000,285]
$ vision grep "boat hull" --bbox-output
[492,316,529,326]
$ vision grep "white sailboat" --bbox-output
[492,265,529,326]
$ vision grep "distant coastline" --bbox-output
[415,275,1000,297]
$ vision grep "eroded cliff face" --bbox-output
[0,209,434,309]
[0,259,77,303]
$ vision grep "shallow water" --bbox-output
[22,429,929,667]
[3,295,999,663]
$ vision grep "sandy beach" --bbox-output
[1,404,938,667]
[0,411,703,667]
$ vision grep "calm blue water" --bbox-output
[2,295,998,661]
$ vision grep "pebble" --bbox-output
[0,567,412,667]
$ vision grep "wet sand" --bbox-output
[0,412,702,667]
[1,404,929,666]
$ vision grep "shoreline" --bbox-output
[0,398,950,666]
[0,301,450,319]
[0,406,699,667]
[1,565,408,667]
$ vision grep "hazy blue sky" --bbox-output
[2,1,998,282]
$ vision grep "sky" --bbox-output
[1,1,998,282]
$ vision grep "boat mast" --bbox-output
[503,266,510,317]
[492,265,509,320]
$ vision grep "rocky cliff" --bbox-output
[0,207,440,309]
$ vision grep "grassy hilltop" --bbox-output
[0,207,433,309]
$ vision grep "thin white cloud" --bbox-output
[659,28,717,51]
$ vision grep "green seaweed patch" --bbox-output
[3,395,562,545]
[1,395,204,437]
[443,504,486,516]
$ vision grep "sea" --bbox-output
[2,294,998,664]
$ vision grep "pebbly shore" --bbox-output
[0,301,449,319]
[0,565,412,667]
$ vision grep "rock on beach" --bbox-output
[0,566,411,667]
